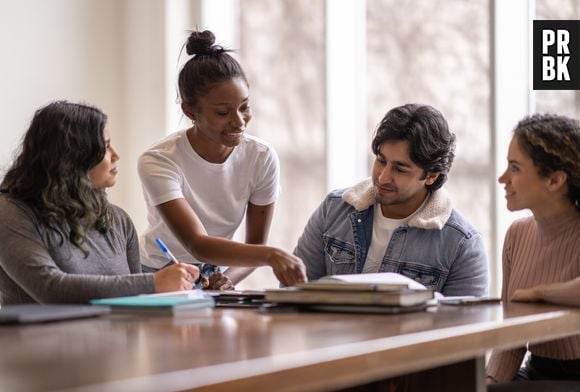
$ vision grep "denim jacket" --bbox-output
[294,179,488,296]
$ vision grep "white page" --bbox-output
[321,272,426,290]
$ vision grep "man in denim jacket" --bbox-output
[294,104,488,296]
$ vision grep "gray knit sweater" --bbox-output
[0,195,155,305]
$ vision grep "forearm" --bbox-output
[520,277,580,306]
[3,266,155,304]
[35,273,155,303]
[158,199,277,267]
[184,235,275,267]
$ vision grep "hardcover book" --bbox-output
[265,287,433,307]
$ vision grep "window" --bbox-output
[367,0,491,262]
[238,0,326,287]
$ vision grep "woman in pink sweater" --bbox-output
[486,114,580,386]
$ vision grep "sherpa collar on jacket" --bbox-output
[341,178,452,230]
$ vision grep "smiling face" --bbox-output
[87,127,119,189]
[498,136,553,214]
[184,77,252,155]
[372,140,439,219]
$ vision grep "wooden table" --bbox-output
[1,302,579,392]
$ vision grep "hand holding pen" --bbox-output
[155,238,231,289]
[152,238,200,291]
[155,238,215,288]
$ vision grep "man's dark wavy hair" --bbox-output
[1,100,112,254]
[372,104,456,191]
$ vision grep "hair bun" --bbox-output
[186,30,224,56]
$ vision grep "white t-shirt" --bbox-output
[138,129,281,269]
[362,199,426,273]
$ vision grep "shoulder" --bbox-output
[0,196,45,239]
[138,132,189,178]
[321,187,361,215]
[328,187,348,200]
[0,195,36,222]
[108,204,136,231]
[138,130,186,163]
[505,215,534,239]
[444,209,481,240]
[240,134,277,157]
[108,203,131,218]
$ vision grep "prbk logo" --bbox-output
[533,20,580,90]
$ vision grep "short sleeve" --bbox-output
[249,145,281,206]
[138,152,184,207]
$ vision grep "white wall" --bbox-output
[0,0,124,172]
[0,0,200,231]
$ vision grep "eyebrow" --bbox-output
[376,153,413,168]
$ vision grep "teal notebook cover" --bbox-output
[90,294,214,308]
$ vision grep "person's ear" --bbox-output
[424,172,440,186]
[546,170,568,193]
[181,102,197,122]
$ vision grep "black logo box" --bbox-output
[533,20,580,90]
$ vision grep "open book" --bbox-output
[296,272,427,292]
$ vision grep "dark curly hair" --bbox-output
[178,30,248,107]
[514,113,580,211]
[372,104,456,191]
[0,101,112,254]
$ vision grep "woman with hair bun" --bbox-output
[0,101,200,305]
[138,30,307,288]
[487,114,580,388]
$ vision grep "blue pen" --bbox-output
[155,238,179,265]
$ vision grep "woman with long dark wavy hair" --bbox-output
[0,101,199,305]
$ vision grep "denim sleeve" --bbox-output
[293,198,329,281]
[442,232,489,296]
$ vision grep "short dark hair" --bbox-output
[178,30,248,107]
[371,104,456,191]
[514,113,580,211]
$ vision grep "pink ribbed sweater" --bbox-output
[486,208,580,382]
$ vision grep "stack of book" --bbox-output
[204,290,267,308]
[90,290,215,316]
[263,273,434,314]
